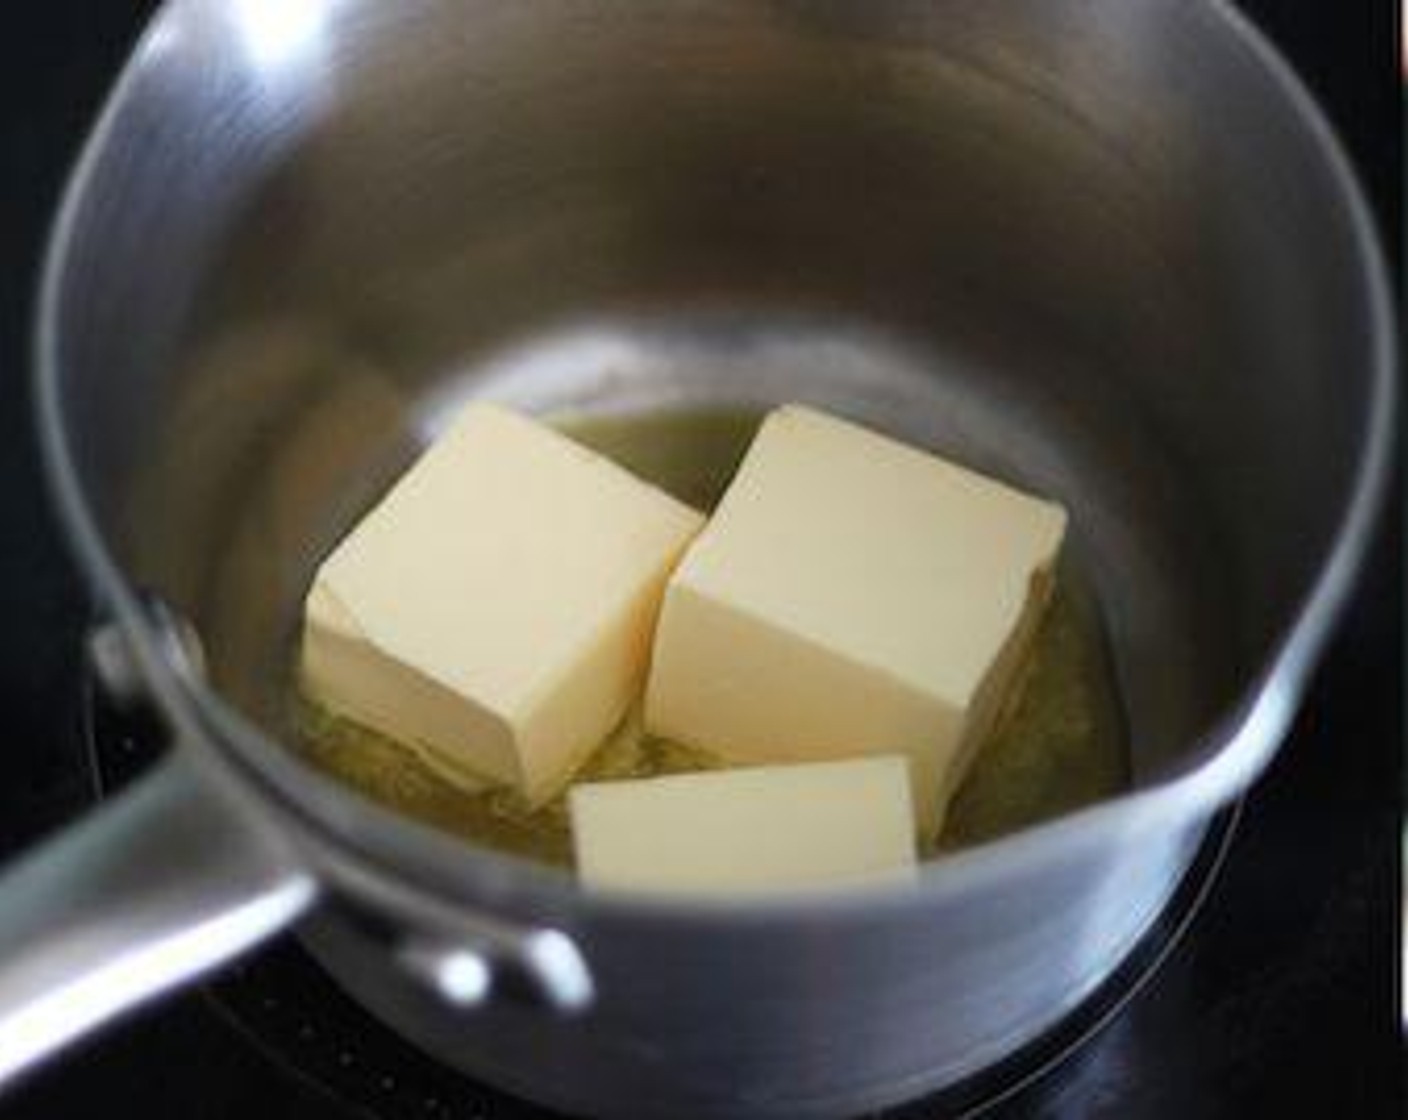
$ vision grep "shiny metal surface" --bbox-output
[0,757,314,1089]
[24,0,1394,1114]
[1,616,595,1088]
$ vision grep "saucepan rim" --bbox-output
[33,0,1396,925]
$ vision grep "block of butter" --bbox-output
[644,404,1066,838]
[302,403,704,804]
[570,756,917,894]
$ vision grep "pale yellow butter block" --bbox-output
[570,756,917,894]
[302,403,705,804]
[643,405,1066,838]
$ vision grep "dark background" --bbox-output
[0,2,1399,1117]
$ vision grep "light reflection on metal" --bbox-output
[230,0,331,72]
[0,879,313,1087]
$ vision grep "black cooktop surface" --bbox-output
[0,3,1399,1118]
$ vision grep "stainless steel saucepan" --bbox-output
[5,1,1393,1116]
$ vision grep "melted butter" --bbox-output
[291,408,1129,864]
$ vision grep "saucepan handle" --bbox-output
[0,754,316,1089]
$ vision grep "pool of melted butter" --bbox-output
[292,409,1129,863]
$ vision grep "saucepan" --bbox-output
[4,1,1392,1116]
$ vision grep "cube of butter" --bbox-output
[570,756,917,894]
[644,405,1066,838]
[302,403,705,804]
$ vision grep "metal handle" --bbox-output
[0,755,316,1089]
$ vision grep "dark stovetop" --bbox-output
[0,3,1399,1118]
